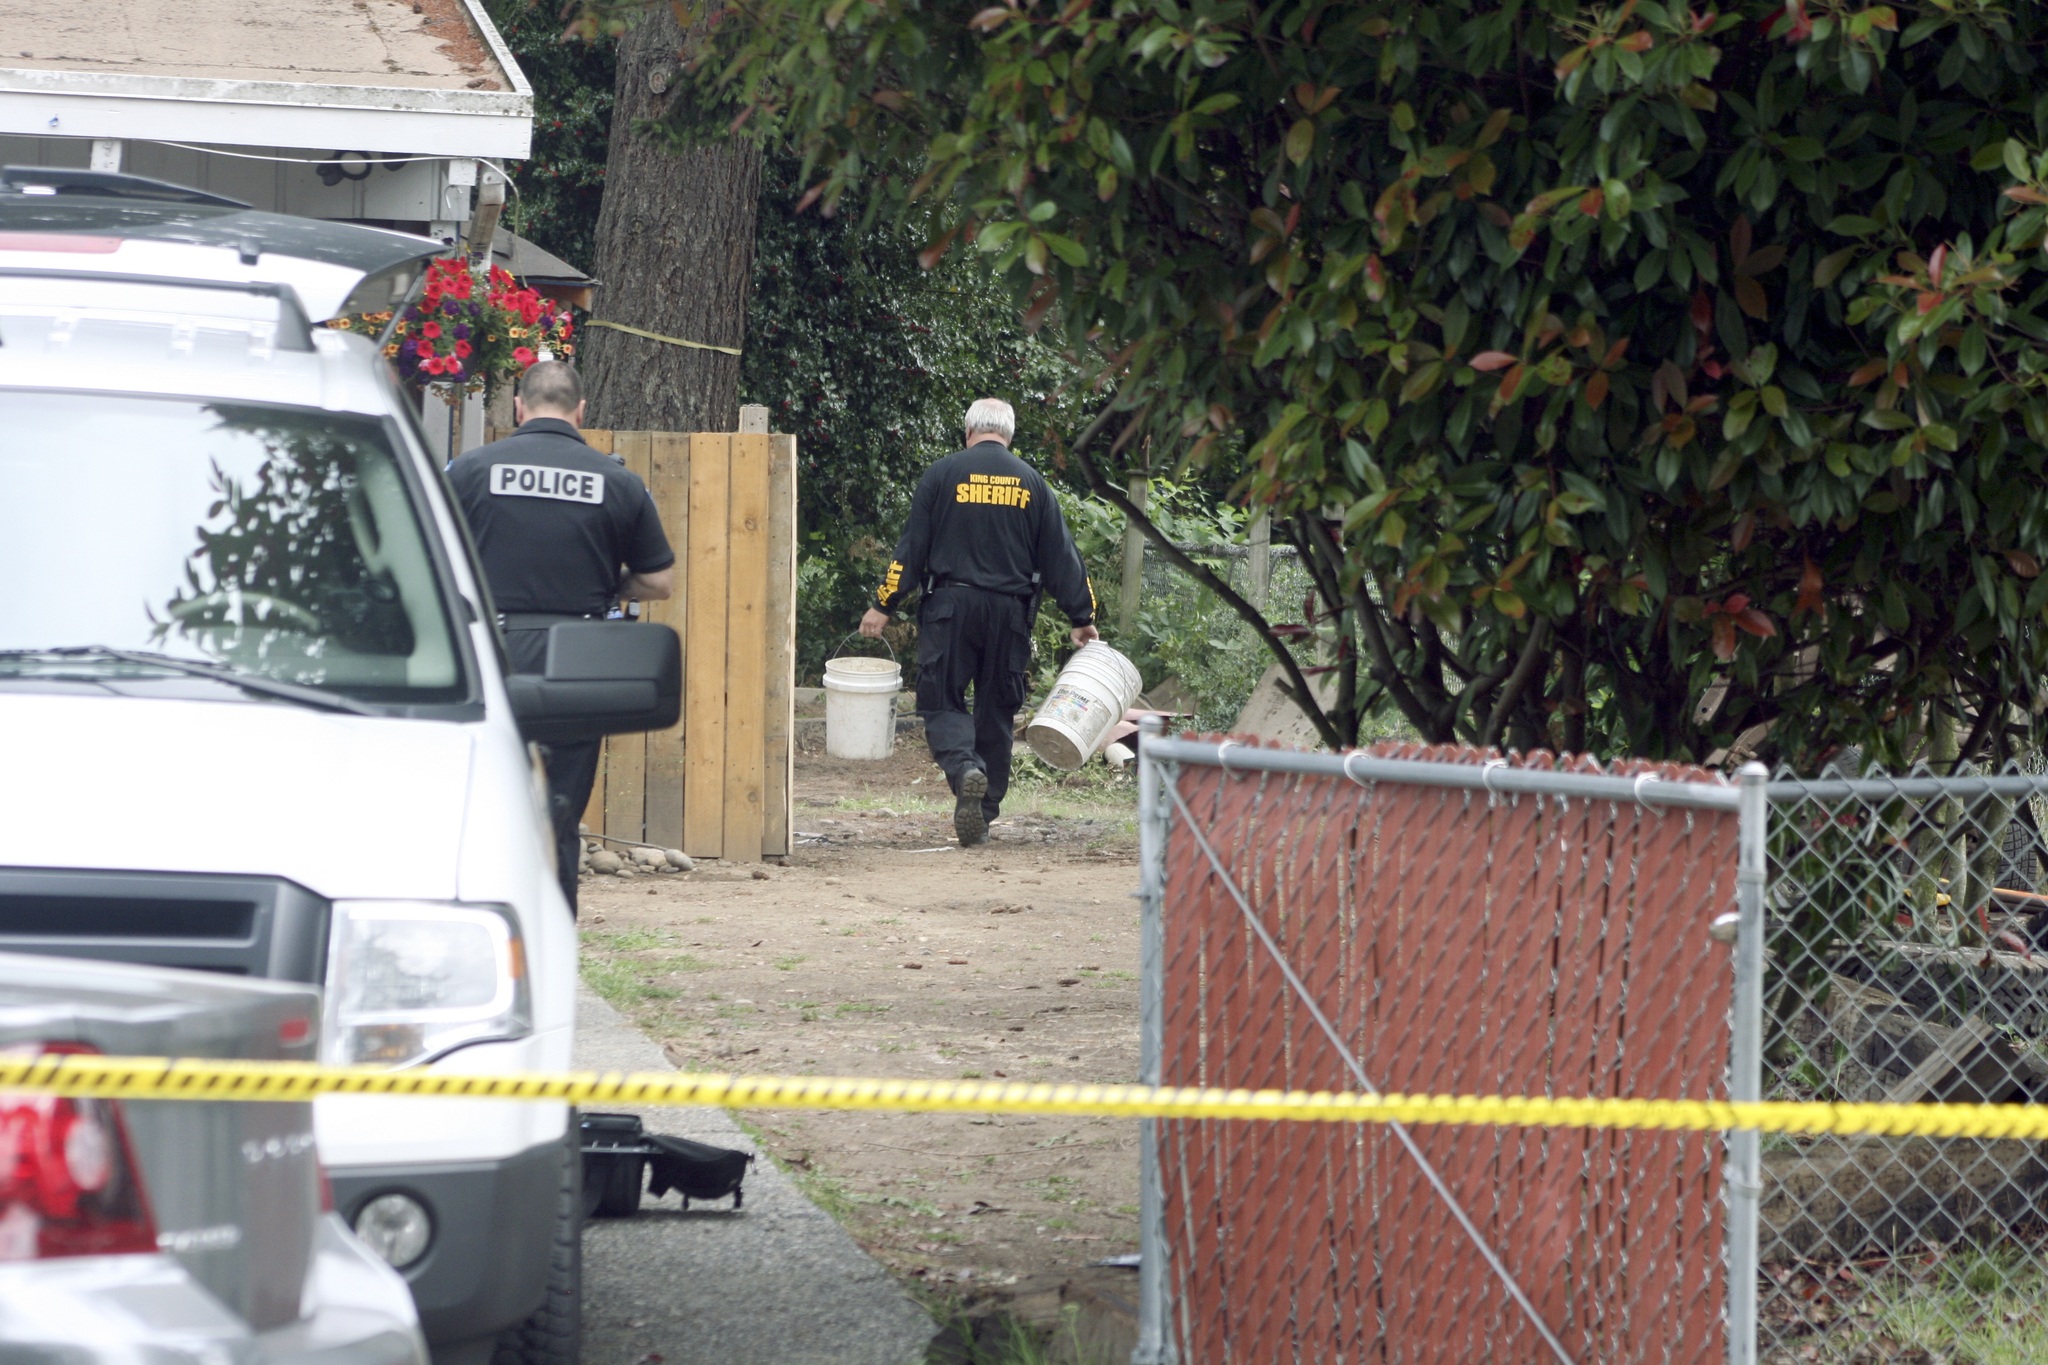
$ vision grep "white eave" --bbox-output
[0,0,532,159]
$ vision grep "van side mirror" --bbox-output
[505,622,681,744]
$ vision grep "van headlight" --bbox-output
[323,902,531,1067]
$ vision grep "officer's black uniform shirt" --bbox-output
[874,441,1095,625]
[446,417,675,617]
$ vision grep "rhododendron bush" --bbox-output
[576,0,2048,768]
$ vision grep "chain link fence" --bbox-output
[1758,763,2048,1363]
[1133,732,2048,1364]
[1134,733,1746,1364]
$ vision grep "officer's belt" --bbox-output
[927,578,1037,603]
[497,612,603,631]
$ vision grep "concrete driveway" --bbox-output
[575,988,937,1365]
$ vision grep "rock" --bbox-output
[1764,1137,2048,1261]
[631,846,666,868]
[588,850,623,875]
[825,877,842,886]
[751,867,771,880]
[616,865,636,877]
[664,849,694,871]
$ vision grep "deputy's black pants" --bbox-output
[505,626,600,916]
[916,585,1032,822]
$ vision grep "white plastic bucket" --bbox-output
[1026,642,1143,770]
[824,655,901,760]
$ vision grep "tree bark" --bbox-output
[580,3,760,431]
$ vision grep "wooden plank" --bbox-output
[721,433,772,862]
[579,743,607,838]
[602,430,654,842]
[582,428,615,457]
[762,433,798,857]
[683,434,731,857]
[642,433,691,849]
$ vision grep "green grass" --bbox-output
[921,1299,1106,1365]
[834,1001,892,1016]
[774,954,808,971]
[582,927,671,952]
[579,955,680,1014]
[1786,1247,2048,1364]
[836,795,947,813]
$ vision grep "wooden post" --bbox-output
[578,428,617,837]
[722,433,772,861]
[683,434,731,858]
[605,431,654,843]
[642,433,691,849]
[763,434,798,857]
[738,404,769,434]
[1118,476,1148,638]
[1248,511,1272,611]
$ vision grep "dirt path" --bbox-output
[577,743,1144,1338]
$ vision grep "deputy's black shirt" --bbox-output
[446,417,674,617]
[874,441,1094,625]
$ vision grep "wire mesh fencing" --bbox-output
[1757,764,2048,1364]
[1135,733,1748,1365]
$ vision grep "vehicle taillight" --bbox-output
[0,1045,157,1260]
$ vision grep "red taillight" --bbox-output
[0,1046,157,1260]
[318,1162,335,1214]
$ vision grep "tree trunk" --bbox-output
[580,3,760,431]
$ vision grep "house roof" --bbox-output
[490,225,591,288]
[0,0,531,158]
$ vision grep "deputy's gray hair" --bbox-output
[963,397,1016,443]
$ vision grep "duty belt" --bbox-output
[497,611,602,631]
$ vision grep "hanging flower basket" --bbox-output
[328,257,576,396]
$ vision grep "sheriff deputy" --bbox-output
[859,397,1098,847]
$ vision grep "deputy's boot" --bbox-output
[955,768,989,847]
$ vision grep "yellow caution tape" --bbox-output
[586,318,742,356]
[5,1055,2048,1138]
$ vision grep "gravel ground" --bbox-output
[575,987,937,1365]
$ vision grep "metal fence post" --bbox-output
[1726,761,1767,1365]
[1133,717,1175,1365]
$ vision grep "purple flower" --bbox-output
[454,324,471,341]
[400,339,417,355]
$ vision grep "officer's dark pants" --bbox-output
[504,626,599,916]
[916,585,1032,822]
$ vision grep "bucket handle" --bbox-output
[829,631,897,664]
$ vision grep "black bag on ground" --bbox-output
[579,1112,752,1217]
[645,1132,753,1209]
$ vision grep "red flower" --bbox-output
[421,321,443,340]
[559,320,573,339]
[455,340,473,358]
[514,346,537,366]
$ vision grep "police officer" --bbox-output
[860,398,1098,848]
[448,361,675,913]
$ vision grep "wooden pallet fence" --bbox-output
[485,423,794,860]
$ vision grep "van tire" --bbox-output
[491,1123,582,1365]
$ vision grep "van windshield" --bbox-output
[0,392,466,706]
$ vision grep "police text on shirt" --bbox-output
[492,463,605,505]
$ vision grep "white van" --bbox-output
[0,168,679,1363]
